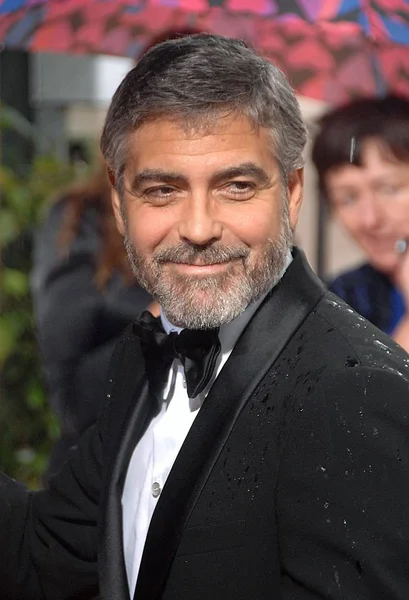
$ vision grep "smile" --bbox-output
[168,262,232,275]
[365,236,401,250]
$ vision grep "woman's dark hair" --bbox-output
[56,164,133,289]
[312,95,409,198]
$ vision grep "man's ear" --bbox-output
[287,168,304,231]
[111,187,126,236]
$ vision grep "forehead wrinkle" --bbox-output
[123,116,279,190]
[128,115,267,155]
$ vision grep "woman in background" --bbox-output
[31,165,153,477]
[312,95,409,351]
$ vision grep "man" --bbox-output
[2,34,409,600]
[312,96,409,352]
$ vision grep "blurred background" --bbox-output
[1,0,409,486]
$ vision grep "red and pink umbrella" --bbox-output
[0,0,409,103]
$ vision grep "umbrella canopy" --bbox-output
[0,0,409,103]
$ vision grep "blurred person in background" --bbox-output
[31,28,200,479]
[31,164,154,476]
[312,95,409,352]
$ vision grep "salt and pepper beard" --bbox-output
[123,203,293,330]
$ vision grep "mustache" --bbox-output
[154,243,250,265]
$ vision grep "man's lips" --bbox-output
[166,261,233,275]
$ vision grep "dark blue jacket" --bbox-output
[329,263,404,335]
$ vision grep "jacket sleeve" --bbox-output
[278,366,409,599]
[0,422,102,600]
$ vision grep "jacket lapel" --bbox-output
[99,329,159,600]
[134,249,325,600]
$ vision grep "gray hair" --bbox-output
[101,34,307,190]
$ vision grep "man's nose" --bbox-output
[178,196,223,246]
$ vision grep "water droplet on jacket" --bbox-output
[374,339,388,351]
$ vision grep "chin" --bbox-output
[369,256,399,276]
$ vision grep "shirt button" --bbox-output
[182,378,187,389]
[151,482,161,498]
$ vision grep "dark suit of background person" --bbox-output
[30,169,151,475]
[1,249,409,600]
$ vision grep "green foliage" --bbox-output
[0,104,35,140]
[0,120,79,487]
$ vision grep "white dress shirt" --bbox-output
[122,253,291,596]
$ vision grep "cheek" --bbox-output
[335,209,360,236]
[126,207,174,253]
[385,206,409,231]
[227,205,280,247]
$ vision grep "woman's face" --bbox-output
[325,139,409,275]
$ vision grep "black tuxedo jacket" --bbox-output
[2,248,409,600]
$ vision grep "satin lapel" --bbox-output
[134,249,325,600]
[99,329,158,600]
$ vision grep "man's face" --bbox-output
[325,139,409,275]
[112,114,303,328]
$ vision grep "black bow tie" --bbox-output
[133,311,221,399]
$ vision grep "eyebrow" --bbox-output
[129,162,272,192]
[210,163,271,186]
[129,170,183,192]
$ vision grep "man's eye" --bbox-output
[145,186,176,197]
[223,181,256,197]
